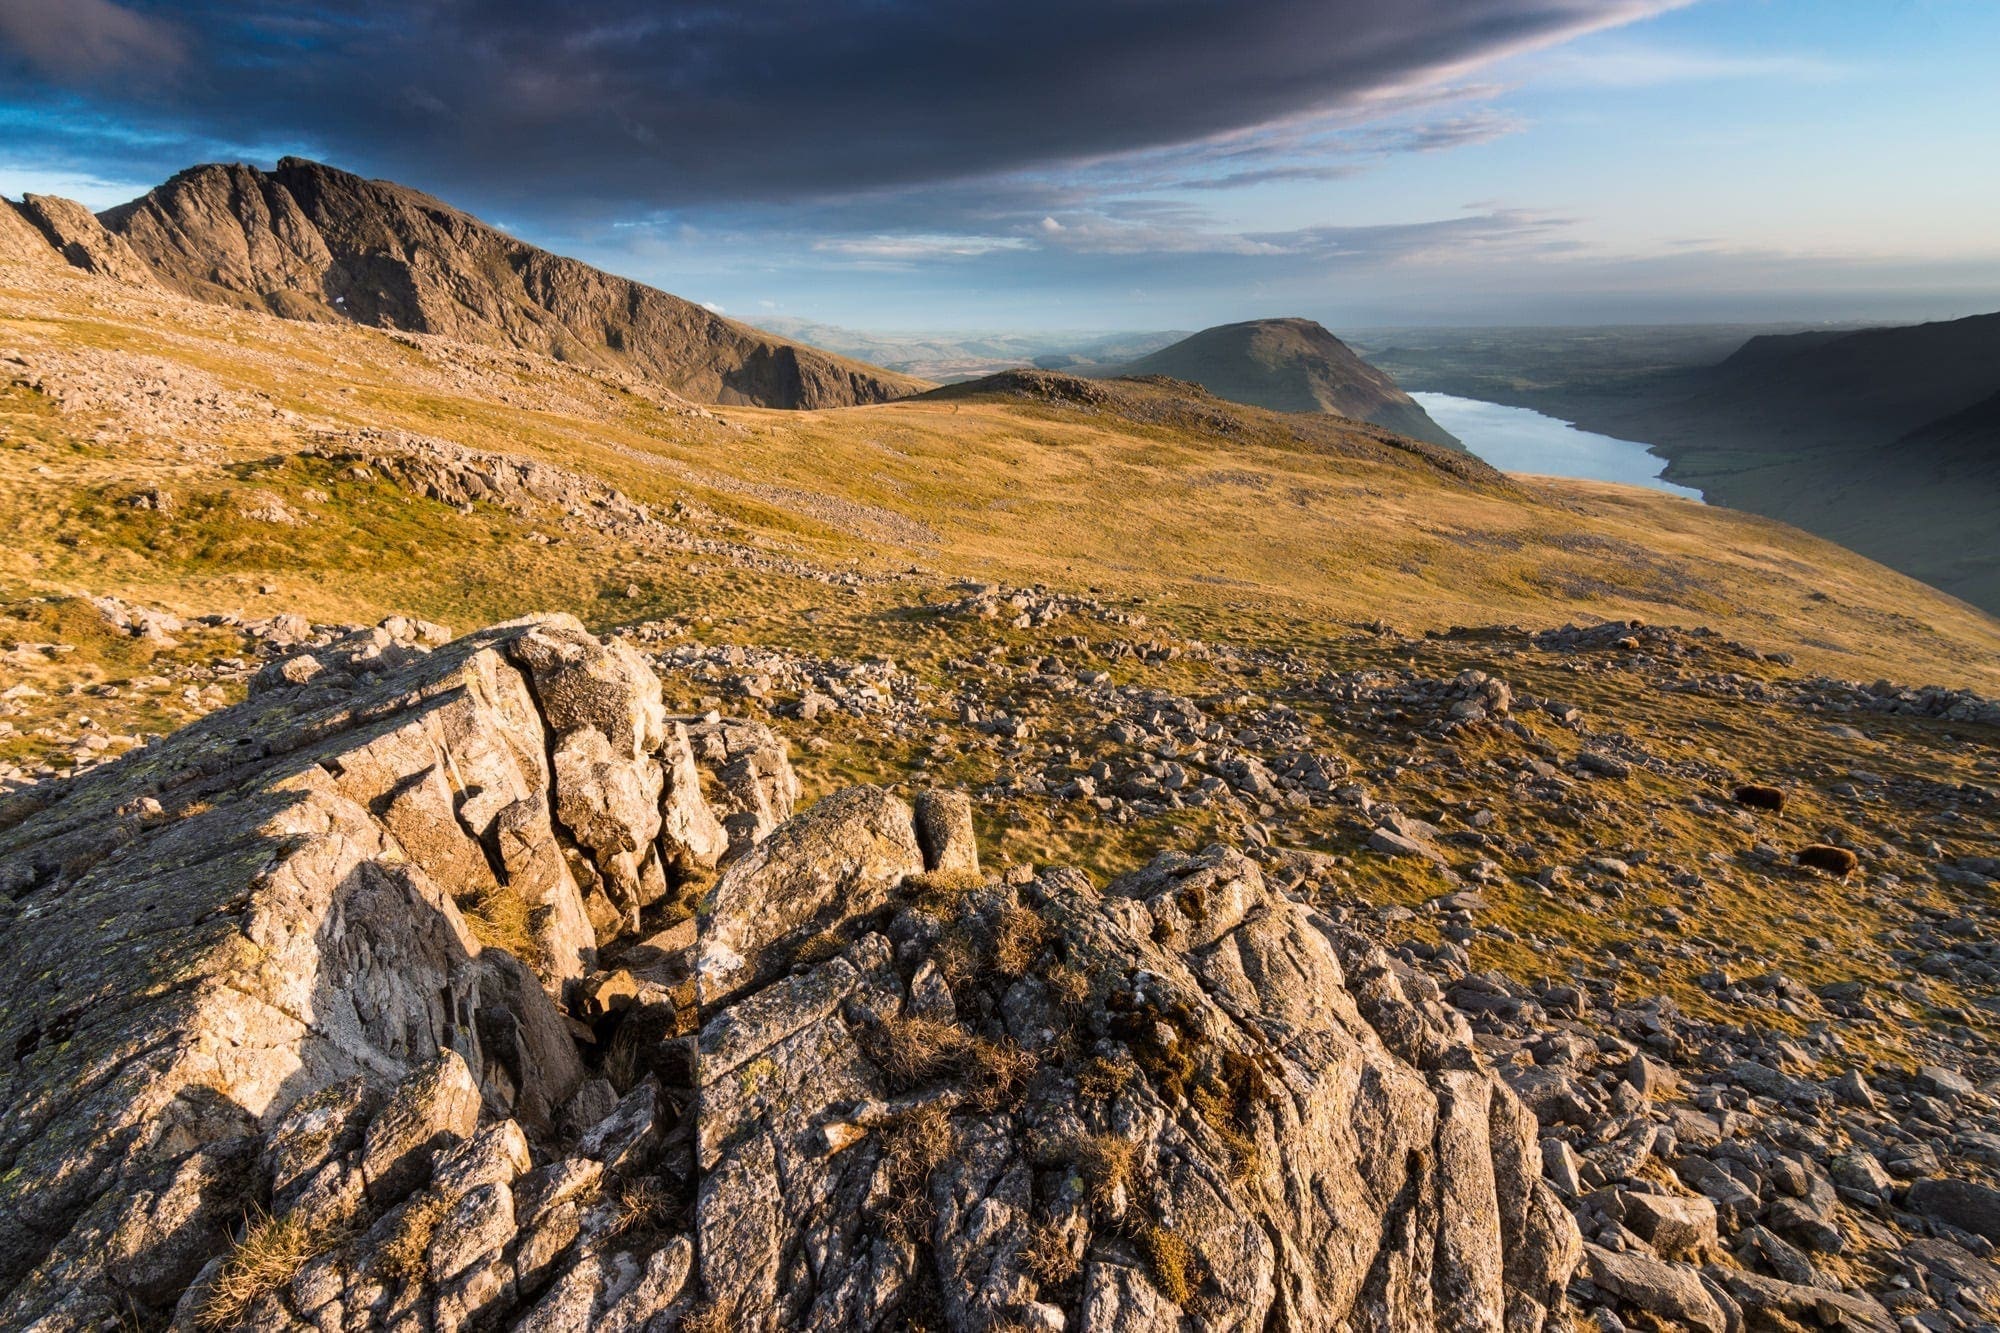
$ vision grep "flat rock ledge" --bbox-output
[0,616,1578,1331]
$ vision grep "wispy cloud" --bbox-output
[1530,42,1851,88]
[812,234,1034,263]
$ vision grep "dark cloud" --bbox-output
[0,0,1680,212]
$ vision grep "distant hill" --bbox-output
[1674,312,2000,447]
[47,158,928,410]
[1102,318,1461,448]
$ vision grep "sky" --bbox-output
[2,0,1997,333]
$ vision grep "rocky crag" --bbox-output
[0,615,1583,1330]
[4,158,927,410]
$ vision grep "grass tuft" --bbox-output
[871,1012,1037,1110]
[1135,1222,1200,1306]
[462,884,536,958]
[199,1209,342,1329]
[876,1100,959,1242]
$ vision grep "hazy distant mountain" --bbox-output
[1648,314,2000,449]
[1102,318,1461,448]
[756,318,1189,382]
[84,158,927,410]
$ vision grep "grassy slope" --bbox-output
[3,260,1996,690]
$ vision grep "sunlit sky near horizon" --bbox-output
[2,0,1996,333]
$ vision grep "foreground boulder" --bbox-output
[0,615,726,1327]
[0,615,1580,1330]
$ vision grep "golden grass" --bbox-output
[462,884,536,958]
[1135,1221,1200,1305]
[2,263,1994,693]
[199,1209,342,1328]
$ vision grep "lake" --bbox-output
[1412,392,1704,501]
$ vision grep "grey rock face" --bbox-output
[693,844,1580,1330]
[0,614,710,1326]
[695,783,925,1005]
[913,787,980,874]
[0,197,62,266]
[682,714,802,857]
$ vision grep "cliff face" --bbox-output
[88,158,928,409]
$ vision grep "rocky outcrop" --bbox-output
[0,616,1580,1330]
[88,158,929,409]
[11,194,159,286]
[0,198,61,268]
[0,614,728,1327]
[695,841,1580,1330]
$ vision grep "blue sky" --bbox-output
[2,0,1996,332]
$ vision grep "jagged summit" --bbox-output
[33,157,931,410]
[1103,317,1462,449]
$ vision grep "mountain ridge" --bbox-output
[46,157,930,411]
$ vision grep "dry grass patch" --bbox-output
[1045,962,1092,1009]
[609,1176,679,1238]
[871,1012,1037,1111]
[462,884,536,958]
[199,1209,343,1328]
[876,1100,959,1242]
[1021,1219,1082,1284]
[1067,1133,1139,1209]
[906,867,985,900]
[992,904,1050,978]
